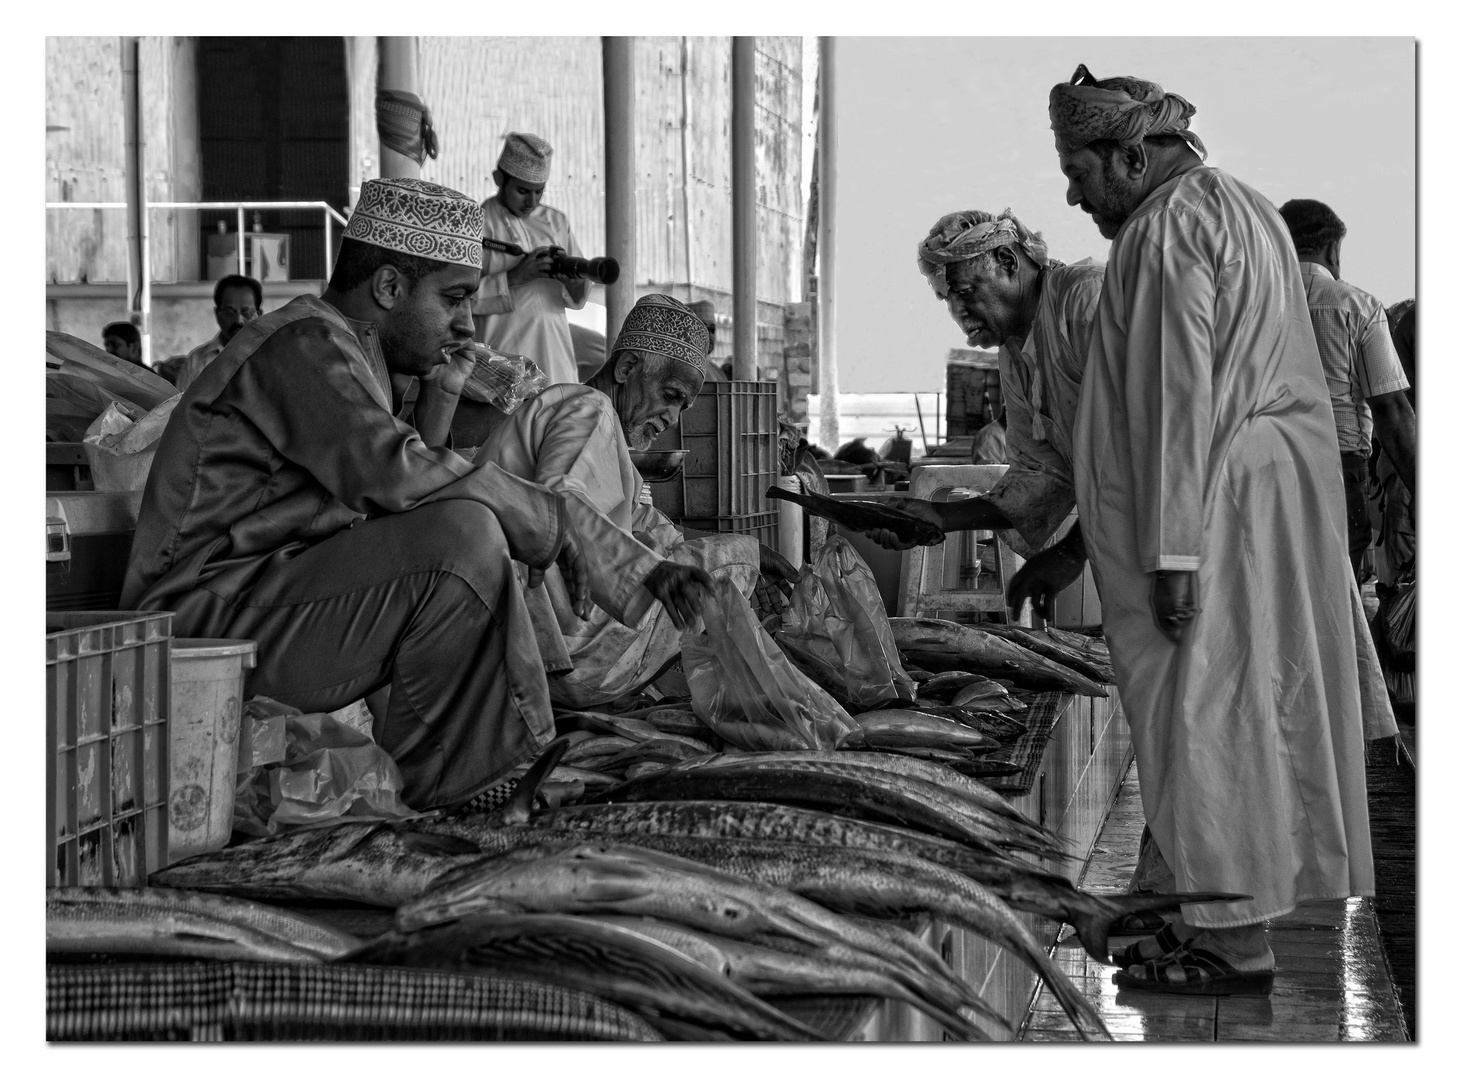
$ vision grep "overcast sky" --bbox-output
[833,37,1416,393]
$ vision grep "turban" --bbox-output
[344,177,484,270]
[610,294,711,380]
[498,131,553,184]
[916,209,1053,287]
[1049,64,1206,159]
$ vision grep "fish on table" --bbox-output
[344,912,827,1041]
[890,617,1109,697]
[47,887,361,963]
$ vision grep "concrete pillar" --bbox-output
[731,36,758,382]
[603,37,636,349]
[816,37,839,451]
[377,37,420,180]
[122,36,152,367]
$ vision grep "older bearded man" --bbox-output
[864,211,1102,586]
[1048,64,1392,994]
[476,293,798,707]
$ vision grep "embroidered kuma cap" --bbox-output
[497,132,553,184]
[344,177,485,270]
[611,294,712,379]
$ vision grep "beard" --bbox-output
[1086,169,1142,240]
[624,421,657,450]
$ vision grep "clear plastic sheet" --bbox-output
[681,580,860,751]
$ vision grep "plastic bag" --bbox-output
[777,534,916,709]
[681,579,861,751]
[458,343,548,413]
[232,697,419,836]
[81,393,182,491]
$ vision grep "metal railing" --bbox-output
[45,200,349,280]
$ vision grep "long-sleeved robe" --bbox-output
[476,384,760,706]
[472,196,588,387]
[982,261,1104,555]
[1073,166,1388,927]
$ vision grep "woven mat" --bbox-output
[981,690,1076,796]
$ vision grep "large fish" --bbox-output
[151,821,485,908]
[590,915,999,1041]
[48,959,664,1042]
[844,709,1002,754]
[464,798,1245,966]
[346,913,825,1041]
[47,887,361,963]
[766,485,946,547]
[974,624,1116,685]
[891,617,1109,696]
[598,754,1062,857]
[394,841,995,1030]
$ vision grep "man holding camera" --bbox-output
[473,131,590,386]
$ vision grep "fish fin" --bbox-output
[393,829,483,857]
[498,736,574,825]
[1072,891,1252,964]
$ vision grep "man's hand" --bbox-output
[1006,525,1085,620]
[758,544,801,588]
[507,246,556,288]
[865,498,946,551]
[526,512,593,621]
[1149,570,1199,644]
[420,342,477,398]
[644,561,714,630]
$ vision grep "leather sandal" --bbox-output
[1111,922,1185,969]
[1106,909,1169,939]
[1113,943,1275,996]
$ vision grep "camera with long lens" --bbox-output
[482,236,619,285]
[548,250,619,285]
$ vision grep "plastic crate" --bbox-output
[650,382,780,521]
[47,611,172,887]
[679,509,779,551]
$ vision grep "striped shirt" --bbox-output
[1298,262,1409,457]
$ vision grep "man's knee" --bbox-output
[401,500,514,595]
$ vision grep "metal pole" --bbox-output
[731,36,758,383]
[603,37,636,349]
[323,209,334,280]
[122,37,151,368]
[816,37,840,452]
[236,206,245,276]
[378,37,421,180]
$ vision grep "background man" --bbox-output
[102,321,145,367]
[478,294,789,705]
[473,132,590,386]
[175,274,264,392]
[1050,64,1388,994]
[122,177,703,810]
[1277,199,1415,581]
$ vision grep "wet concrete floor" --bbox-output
[1021,764,1410,1042]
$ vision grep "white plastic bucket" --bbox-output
[168,638,257,860]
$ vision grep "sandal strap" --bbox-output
[1113,922,1185,968]
[1129,945,1262,986]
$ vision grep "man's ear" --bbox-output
[613,349,641,384]
[492,168,505,189]
[371,265,409,311]
[995,246,1019,277]
[1124,142,1149,180]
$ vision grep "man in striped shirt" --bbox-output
[1278,199,1415,580]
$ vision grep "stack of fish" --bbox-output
[141,738,1248,1041]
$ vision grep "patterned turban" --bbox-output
[498,132,553,184]
[1049,64,1206,159]
[344,177,485,269]
[610,294,711,380]
[916,208,1054,289]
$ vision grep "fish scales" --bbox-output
[766,486,946,546]
[346,913,824,1041]
[974,624,1116,684]
[843,710,1002,753]
[602,757,1060,856]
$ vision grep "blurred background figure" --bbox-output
[101,321,144,367]
[175,274,264,392]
